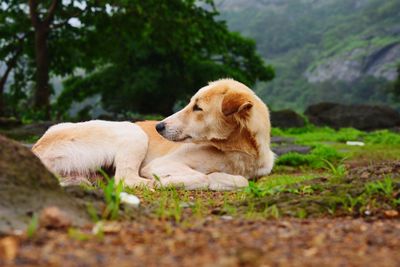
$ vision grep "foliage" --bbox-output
[57,1,274,116]
[1,0,273,119]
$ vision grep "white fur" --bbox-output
[33,120,151,186]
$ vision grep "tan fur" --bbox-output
[33,79,274,190]
[135,121,181,166]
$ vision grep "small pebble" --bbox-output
[119,192,140,207]
[364,210,372,216]
[39,206,71,229]
[220,215,233,221]
[346,141,365,146]
[179,202,195,208]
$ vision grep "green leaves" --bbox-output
[2,0,274,119]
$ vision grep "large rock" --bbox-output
[270,109,306,128]
[0,135,89,233]
[305,102,400,130]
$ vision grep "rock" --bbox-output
[0,236,19,263]
[346,141,365,146]
[273,145,312,156]
[271,136,295,144]
[39,206,72,229]
[305,102,400,130]
[270,109,306,128]
[0,135,89,234]
[119,192,141,208]
[384,210,399,218]
[305,43,400,83]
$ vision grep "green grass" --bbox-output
[26,214,39,239]
[272,126,400,168]
[276,144,343,168]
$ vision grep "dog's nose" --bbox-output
[156,122,166,133]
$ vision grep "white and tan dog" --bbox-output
[32,79,274,190]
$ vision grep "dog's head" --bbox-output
[156,79,268,146]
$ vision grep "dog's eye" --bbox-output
[193,104,203,111]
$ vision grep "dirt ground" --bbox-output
[1,159,399,267]
[1,217,399,267]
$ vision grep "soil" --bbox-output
[1,218,399,267]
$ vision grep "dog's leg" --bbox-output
[114,143,153,188]
[141,161,209,190]
[33,121,150,187]
[207,172,249,191]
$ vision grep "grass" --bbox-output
[26,214,39,239]
[81,126,399,223]
[276,145,343,168]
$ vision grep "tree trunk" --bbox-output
[0,72,8,116]
[33,25,51,118]
[0,49,22,116]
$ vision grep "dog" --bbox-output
[32,79,275,190]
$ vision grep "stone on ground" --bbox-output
[305,102,400,130]
[0,135,89,234]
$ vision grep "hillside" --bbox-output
[217,0,400,111]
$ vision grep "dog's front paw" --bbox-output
[208,172,249,191]
[119,177,154,189]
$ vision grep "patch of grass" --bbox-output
[239,168,400,218]
[276,145,343,168]
[322,159,347,182]
[245,175,322,199]
[365,130,400,145]
[68,228,91,241]
[365,177,394,197]
[272,126,400,146]
[26,214,39,239]
[344,144,400,162]
[272,126,363,144]
[153,187,184,222]
[96,170,124,220]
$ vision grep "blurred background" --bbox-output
[0,0,399,123]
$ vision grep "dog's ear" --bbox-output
[222,92,253,116]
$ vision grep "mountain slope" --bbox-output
[217,0,400,111]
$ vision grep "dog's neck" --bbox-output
[210,126,258,156]
[210,114,273,177]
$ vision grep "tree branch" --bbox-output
[28,0,40,28]
[0,47,23,94]
[44,0,60,25]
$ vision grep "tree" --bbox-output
[28,0,58,117]
[57,0,274,116]
[1,0,274,119]
[1,0,101,118]
[0,1,31,116]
